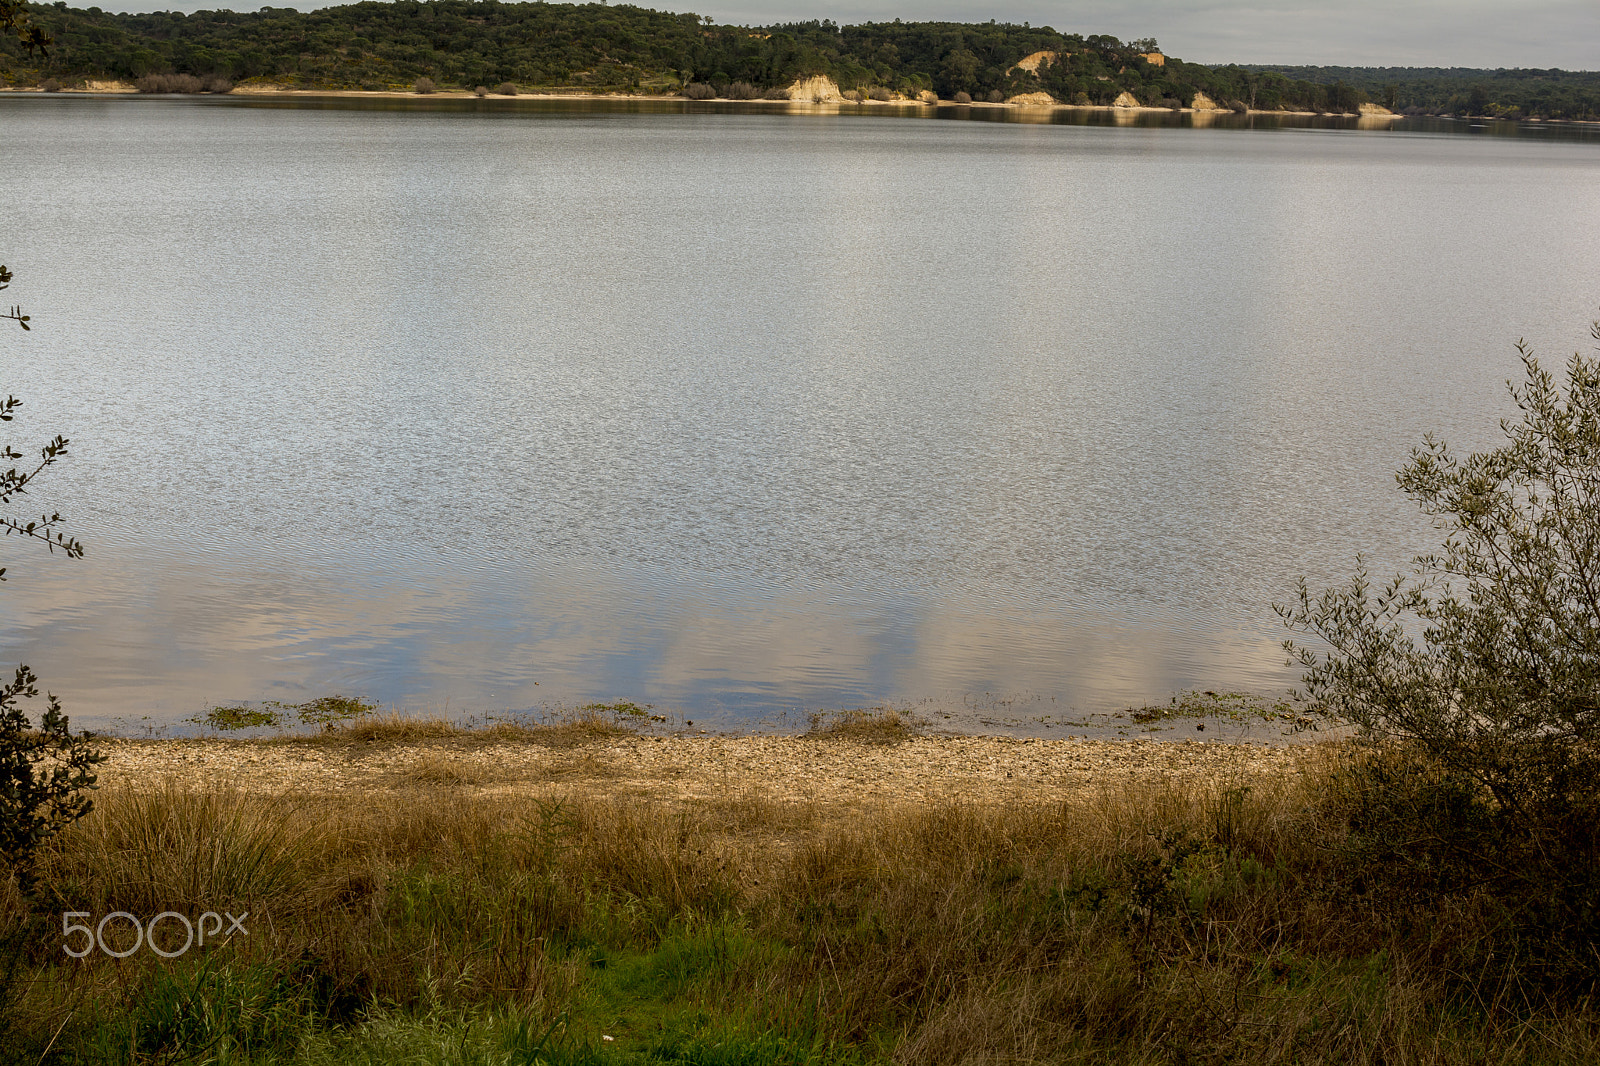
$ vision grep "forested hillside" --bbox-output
[1246,64,1600,121]
[1,0,1595,119]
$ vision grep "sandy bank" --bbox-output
[95,732,1330,811]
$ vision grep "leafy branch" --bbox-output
[0,0,50,57]
[0,267,82,581]
[0,262,99,899]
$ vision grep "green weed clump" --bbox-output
[1126,689,1314,726]
[191,694,379,734]
[4,746,1600,1063]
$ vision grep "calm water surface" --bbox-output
[3,96,1599,733]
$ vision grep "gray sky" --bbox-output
[98,0,1599,70]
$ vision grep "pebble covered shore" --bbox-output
[94,733,1330,808]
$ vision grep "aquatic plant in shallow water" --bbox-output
[190,694,378,733]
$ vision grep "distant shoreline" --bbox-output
[0,81,1394,120]
[7,82,1598,128]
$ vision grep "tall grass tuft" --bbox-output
[806,707,919,744]
[40,784,329,916]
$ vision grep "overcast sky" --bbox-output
[98,0,1599,70]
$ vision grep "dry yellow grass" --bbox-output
[7,739,1599,1063]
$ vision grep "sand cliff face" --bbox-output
[783,75,844,103]
[1358,102,1396,116]
[1191,92,1227,111]
[1112,91,1140,108]
[1008,50,1059,75]
[1007,91,1056,107]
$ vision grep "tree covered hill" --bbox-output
[1,0,1595,120]
[1246,64,1600,121]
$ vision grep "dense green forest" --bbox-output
[1248,64,1600,121]
[1,0,1595,119]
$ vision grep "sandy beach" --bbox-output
[92,731,1331,813]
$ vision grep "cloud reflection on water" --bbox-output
[1,539,1297,732]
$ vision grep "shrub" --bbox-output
[37,77,59,92]
[473,85,487,97]
[725,80,757,100]
[1229,98,1249,113]
[842,89,860,102]
[413,77,436,94]
[681,81,715,99]
[985,89,1004,103]
[494,81,518,96]
[202,74,232,94]
[761,86,789,100]
[1,265,98,897]
[867,86,892,102]
[0,666,104,893]
[953,91,972,104]
[135,73,204,93]
[1282,316,1600,989]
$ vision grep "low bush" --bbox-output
[724,80,758,100]
[494,81,518,95]
[1327,742,1600,991]
[473,84,488,97]
[0,665,103,894]
[761,86,790,100]
[1283,315,1600,995]
[986,89,1004,103]
[413,76,436,94]
[681,81,715,99]
[37,77,60,92]
[867,86,892,101]
[135,73,204,93]
[953,91,972,104]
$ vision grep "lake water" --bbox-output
[3,95,1599,734]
